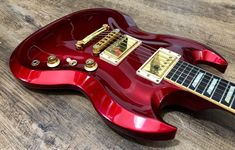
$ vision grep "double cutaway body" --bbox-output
[9,8,234,140]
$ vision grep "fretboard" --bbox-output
[165,60,235,114]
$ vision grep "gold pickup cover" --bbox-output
[99,35,142,66]
[136,48,181,84]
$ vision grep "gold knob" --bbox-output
[84,58,98,71]
[47,55,60,68]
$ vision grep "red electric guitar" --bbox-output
[9,8,235,140]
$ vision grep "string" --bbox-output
[95,32,156,60]
[169,61,232,91]
[95,31,163,60]
[84,30,234,94]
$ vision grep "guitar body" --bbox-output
[9,8,228,140]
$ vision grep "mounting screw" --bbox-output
[31,60,40,66]
[66,58,77,66]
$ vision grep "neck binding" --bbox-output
[164,60,235,114]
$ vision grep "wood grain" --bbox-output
[0,0,235,149]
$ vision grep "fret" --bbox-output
[201,74,213,94]
[181,66,194,85]
[211,79,229,102]
[175,63,189,82]
[221,83,235,107]
[182,67,199,87]
[230,93,235,109]
[226,85,235,104]
[170,62,187,81]
[166,61,182,79]
[219,82,230,103]
[176,64,192,84]
[203,77,219,97]
[165,60,235,113]
[189,70,205,90]
[187,69,200,88]
[195,73,212,94]
[209,78,221,100]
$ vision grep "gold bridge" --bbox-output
[75,24,110,49]
[136,48,181,84]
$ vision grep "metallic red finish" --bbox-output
[9,8,228,140]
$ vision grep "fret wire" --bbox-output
[166,62,181,79]
[169,62,184,80]
[202,74,213,94]
[176,71,191,84]
[165,60,235,110]
[210,78,221,99]
[126,38,234,110]
[175,65,192,84]
[219,82,230,103]
[167,61,229,89]
[171,63,187,82]
[179,60,230,85]
[205,80,228,94]
[166,60,231,92]
[181,66,194,85]
[183,67,200,87]
[166,62,180,79]
[229,93,235,108]
[100,32,234,106]
[187,69,200,88]
[175,63,189,82]
[194,71,206,92]
[172,71,228,93]
[172,66,230,90]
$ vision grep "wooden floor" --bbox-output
[0,0,235,149]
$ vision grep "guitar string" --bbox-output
[164,65,233,99]
[29,29,231,92]
[93,38,232,95]
[94,30,233,92]
[78,30,235,106]
[96,34,156,59]
[167,62,231,91]
[29,30,233,101]
[96,31,229,82]
[94,34,157,59]
[96,33,165,59]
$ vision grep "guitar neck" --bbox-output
[164,60,235,114]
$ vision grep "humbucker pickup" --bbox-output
[99,33,142,66]
[136,48,181,84]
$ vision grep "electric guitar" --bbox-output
[9,8,235,140]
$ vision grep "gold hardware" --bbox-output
[93,29,121,55]
[76,24,110,49]
[84,58,98,71]
[99,34,142,66]
[66,58,77,66]
[136,48,181,84]
[31,60,40,66]
[47,55,60,68]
